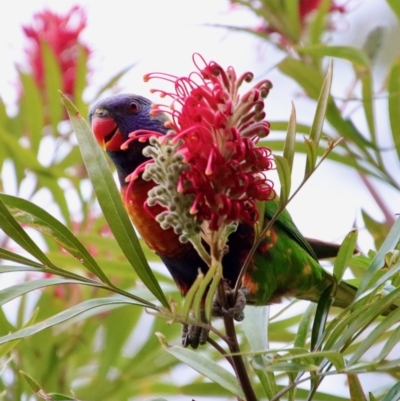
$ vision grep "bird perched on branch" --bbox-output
[89,93,357,347]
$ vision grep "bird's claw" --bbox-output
[182,311,209,349]
[211,287,247,322]
[181,288,248,348]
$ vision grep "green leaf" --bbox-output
[377,323,400,361]
[18,71,44,154]
[381,381,400,401]
[283,102,296,172]
[0,193,111,285]
[0,278,89,308]
[386,0,400,21]
[42,42,63,133]
[0,296,141,345]
[20,370,41,392]
[333,229,358,283]
[0,247,43,268]
[387,56,400,160]
[363,27,385,64]
[274,155,291,205]
[304,138,318,177]
[0,197,55,267]
[311,285,333,350]
[347,374,367,401]
[309,59,333,148]
[361,72,377,145]
[73,45,89,115]
[347,306,400,366]
[294,303,316,348]
[62,95,169,308]
[242,305,278,399]
[329,287,400,352]
[283,0,300,40]
[368,393,378,401]
[298,45,370,69]
[276,350,345,372]
[356,217,400,297]
[279,58,324,99]
[47,394,78,401]
[308,0,331,45]
[265,361,318,372]
[156,333,245,398]
[361,209,390,249]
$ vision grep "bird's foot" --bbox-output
[182,311,209,349]
[181,288,248,348]
[211,287,247,322]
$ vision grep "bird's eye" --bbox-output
[129,101,139,113]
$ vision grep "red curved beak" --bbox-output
[91,116,124,152]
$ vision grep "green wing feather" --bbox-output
[244,197,357,308]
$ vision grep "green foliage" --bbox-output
[1,1,400,400]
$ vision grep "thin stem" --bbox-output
[223,312,257,401]
[359,172,395,227]
[206,337,235,368]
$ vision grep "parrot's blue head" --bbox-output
[89,94,168,183]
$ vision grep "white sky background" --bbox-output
[0,0,400,398]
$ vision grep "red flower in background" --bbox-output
[22,6,90,96]
[299,0,346,20]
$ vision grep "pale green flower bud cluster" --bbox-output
[142,137,201,243]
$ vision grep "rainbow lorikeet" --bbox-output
[89,94,357,346]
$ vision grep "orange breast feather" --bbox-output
[121,179,187,257]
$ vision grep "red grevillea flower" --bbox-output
[126,54,275,232]
[22,6,90,96]
[299,0,346,20]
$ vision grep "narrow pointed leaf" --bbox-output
[298,46,369,68]
[156,333,244,399]
[304,138,318,177]
[0,296,141,345]
[42,42,63,132]
[0,247,42,268]
[347,306,400,366]
[356,217,400,297]
[295,303,316,348]
[388,56,400,160]
[283,102,297,172]
[18,72,44,154]
[377,323,400,361]
[62,95,169,308]
[274,155,291,205]
[381,381,400,401]
[0,197,54,267]
[361,72,377,144]
[20,370,41,392]
[311,285,333,350]
[73,45,89,114]
[309,59,333,147]
[0,278,101,308]
[333,229,358,283]
[0,193,111,285]
[283,0,300,40]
